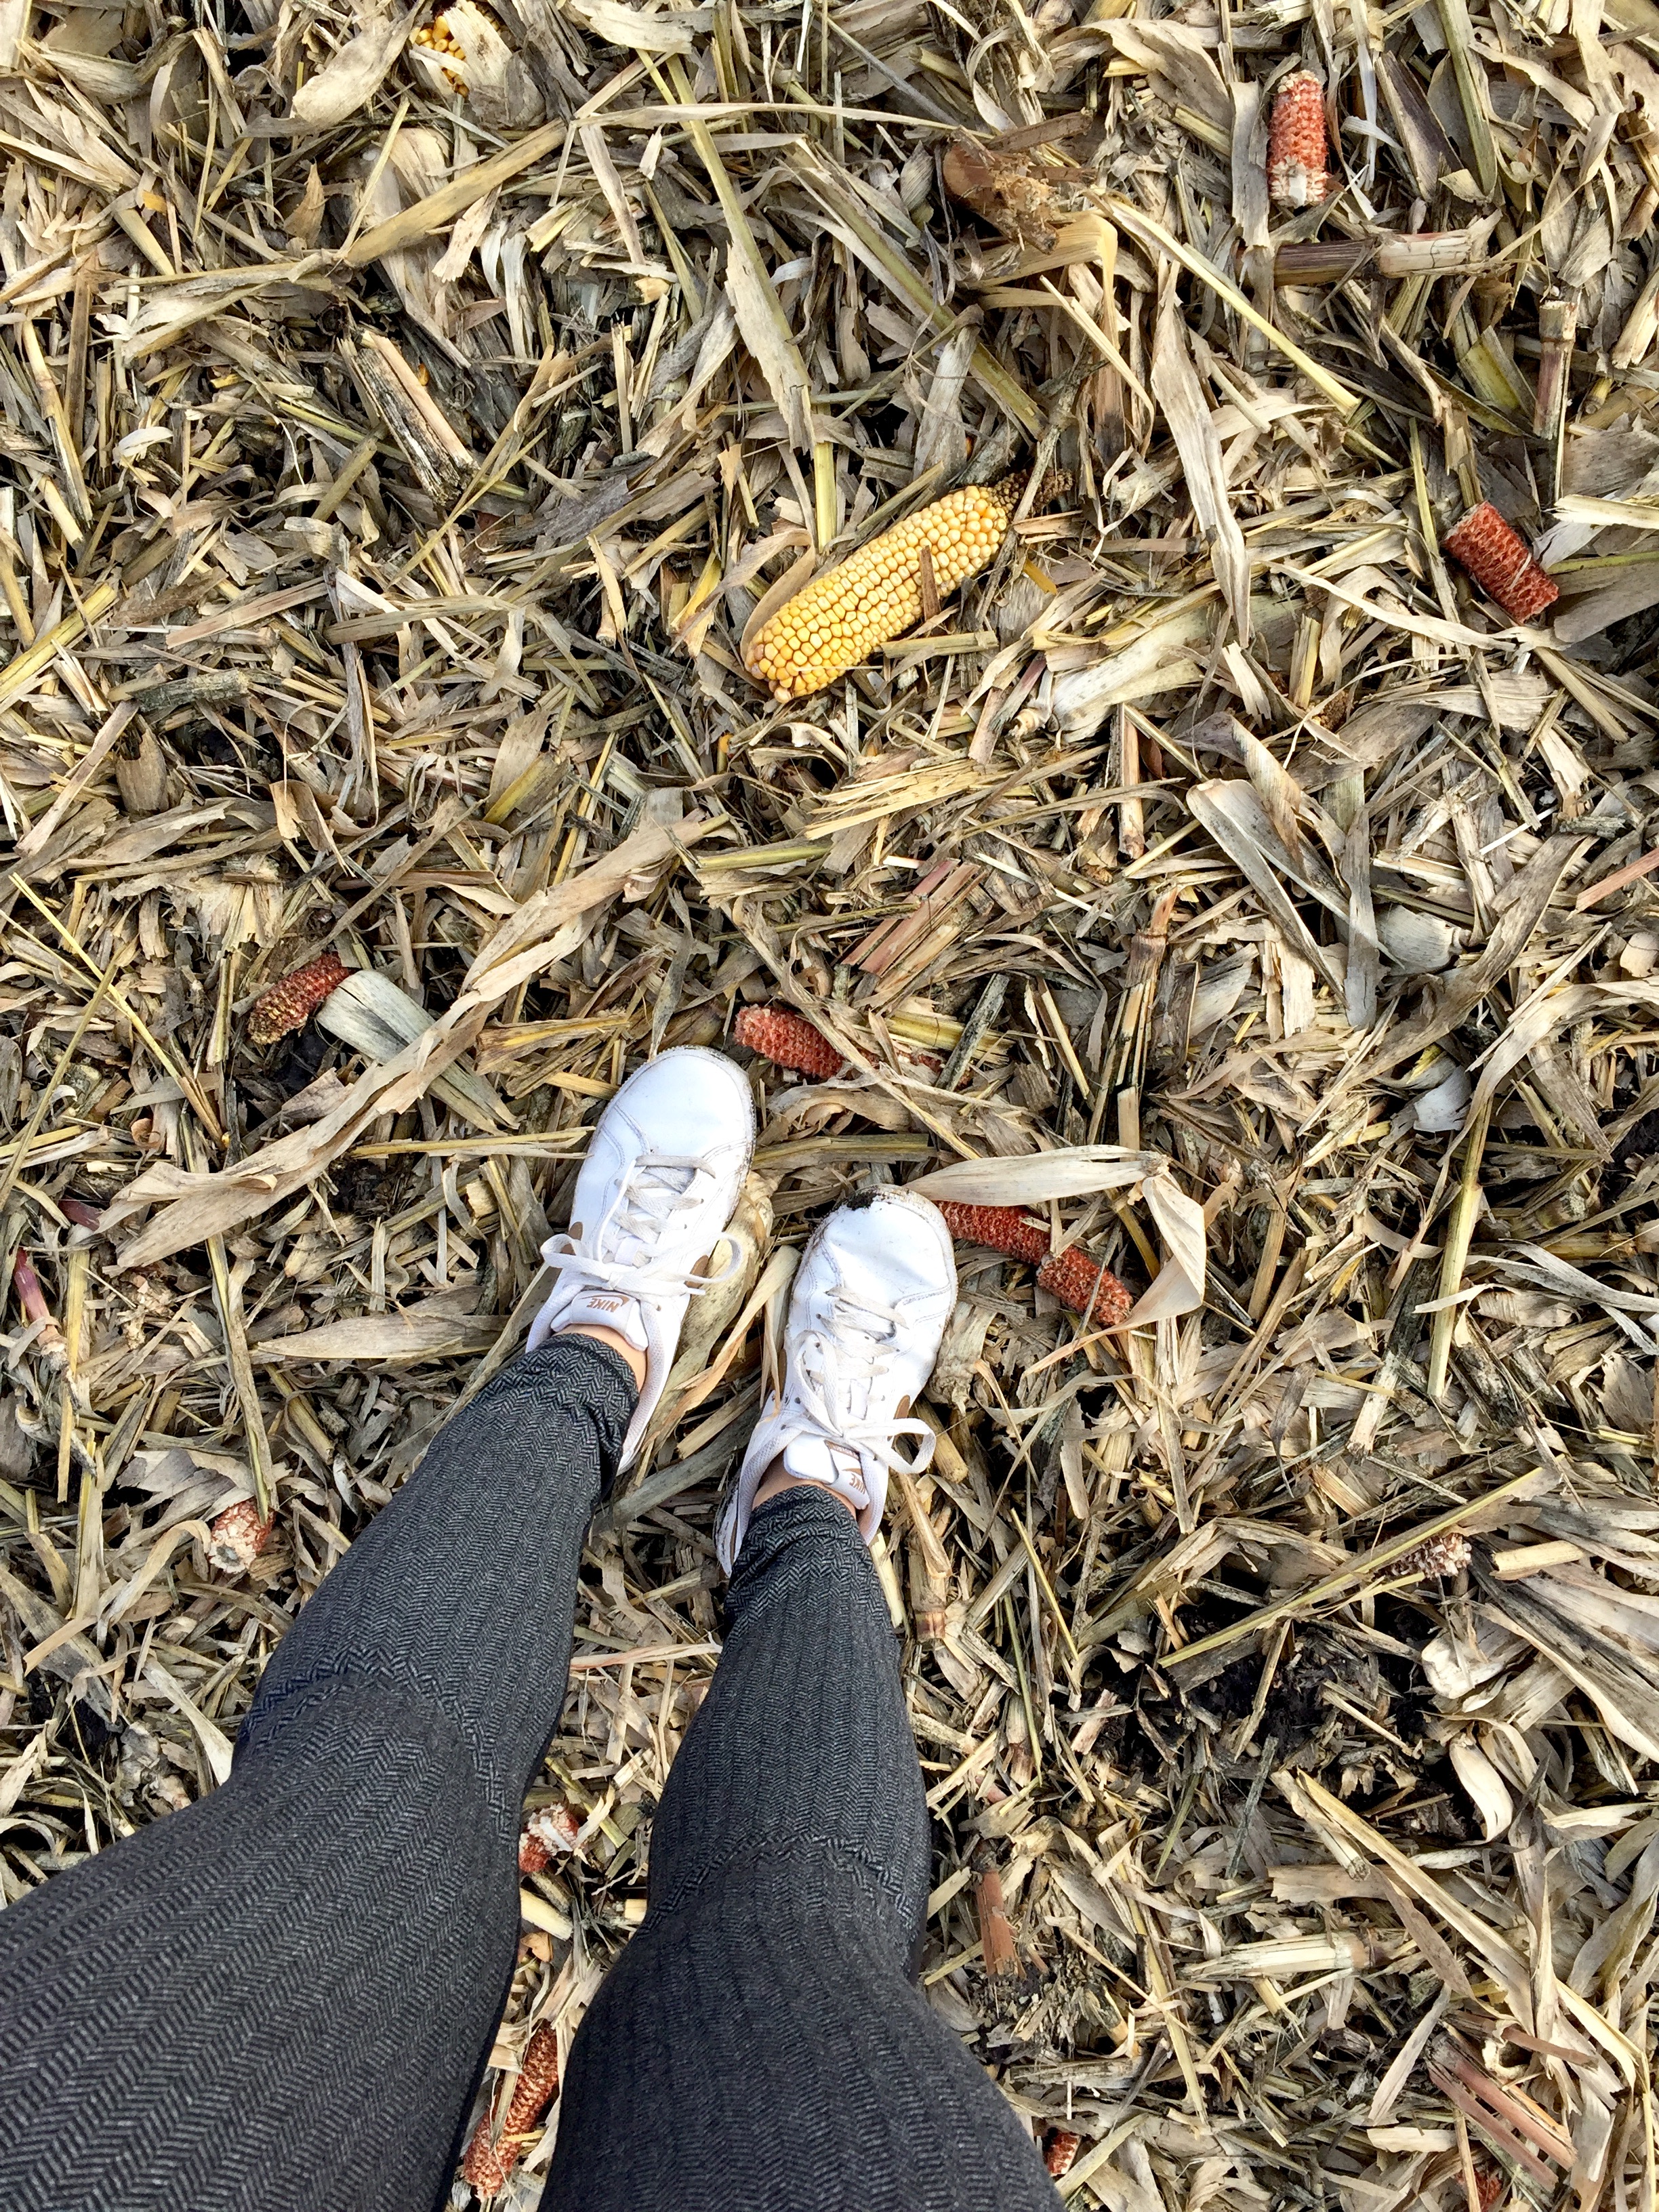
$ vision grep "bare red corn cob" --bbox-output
[935,1202,1133,1324]
[501,2025,560,2129]
[1036,1246,1133,1326]
[518,1802,581,1874]
[1474,2163,1506,2212]
[1443,502,1559,623]
[1044,2129,1084,2179]
[731,1002,844,1078]
[462,2023,560,2193]
[1267,72,1329,207]
[208,1499,274,1574]
[247,951,350,1046]
[935,1200,1048,1265]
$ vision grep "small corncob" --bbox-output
[731,1002,845,1078]
[1036,1245,1133,1326]
[745,475,1027,701]
[247,951,351,1045]
[411,9,468,91]
[935,1201,1133,1324]
[1396,1530,1471,1582]
[1043,2130,1084,2179]
[208,1499,274,1574]
[462,2023,561,2194]
[518,1802,581,1874]
[1442,501,1559,623]
[935,1200,1048,1266]
[1473,2163,1506,2212]
[1267,72,1329,208]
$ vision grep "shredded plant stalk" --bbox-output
[0,0,1657,2203]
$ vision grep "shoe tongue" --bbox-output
[637,1161,694,1200]
[615,1162,693,1261]
[814,1298,887,1431]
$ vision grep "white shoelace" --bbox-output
[545,1155,737,1303]
[783,1291,937,1497]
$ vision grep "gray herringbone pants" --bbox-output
[0,1335,1059,2212]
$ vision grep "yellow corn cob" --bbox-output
[745,474,1027,701]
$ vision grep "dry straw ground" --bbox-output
[1,0,1658,2203]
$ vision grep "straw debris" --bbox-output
[1,0,1658,2201]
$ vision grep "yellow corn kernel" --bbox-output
[745,474,1026,701]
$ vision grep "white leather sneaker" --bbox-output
[528,1048,755,1471]
[716,1188,957,1572]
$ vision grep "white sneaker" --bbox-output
[527,1048,755,1471]
[716,1189,957,1572]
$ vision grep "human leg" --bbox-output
[0,1045,756,2212]
[545,1194,1061,2212]
[0,1332,634,2212]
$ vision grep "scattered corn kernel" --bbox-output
[745,474,1027,701]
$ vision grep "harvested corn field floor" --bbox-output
[1,0,1659,2206]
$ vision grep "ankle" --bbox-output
[556,1322,647,1392]
[750,1453,859,1522]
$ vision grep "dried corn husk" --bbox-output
[316,970,514,1132]
[3,2,1658,2201]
